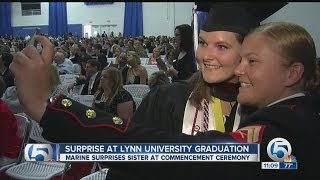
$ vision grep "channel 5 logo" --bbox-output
[267,138,295,162]
[24,144,58,161]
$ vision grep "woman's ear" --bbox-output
[284,62,304,87]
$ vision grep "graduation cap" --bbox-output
[200,2,288,36]
[194,2,211,12]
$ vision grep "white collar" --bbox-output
[178,51,186,60]
[267,92,305,107]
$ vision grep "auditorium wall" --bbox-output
[11,2,193,37]
[9,2,320,56]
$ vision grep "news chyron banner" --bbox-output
[24,143,259,162]
[261,138,298,170]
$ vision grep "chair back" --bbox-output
[143,65,158,77]
[30,120,51,143]
[59,74,76,86]
[123,84,150,98]
[71,95,94,107]
[80,168,109,180]
[133,97,143,108]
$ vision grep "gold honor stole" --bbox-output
[182,96,225,135]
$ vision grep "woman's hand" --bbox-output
[9,36,54,122]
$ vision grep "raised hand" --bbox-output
[10,35,54,121]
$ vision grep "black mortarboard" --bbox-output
[201,2,288,36]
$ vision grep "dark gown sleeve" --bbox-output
[39,95,318,179]
[132,81,192,135]
[172,53,197,81]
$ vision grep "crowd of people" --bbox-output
[1,2,320,180]
[0,16,198,180]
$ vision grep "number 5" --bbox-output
[30,144,53,161]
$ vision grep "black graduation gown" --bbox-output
[132,80,238,135]
[39,94,320,179]
[132,81,192,135]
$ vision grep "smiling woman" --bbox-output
[8,3,320,179]
[93,66,135,120]
[236,22,319,108]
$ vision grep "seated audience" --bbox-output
[148,70,170,90]
[69,44,80,64]
[0,47,14,89]
[113,46,122,64]
[76,59,101,95]
[110,52,129,84]
[78,53,91,76]
[134,40,148,58]
[148,47,167,72]
[126,51,148,85]
[93,66,135,119]
[97,53,109,70]
[53,52,73,74]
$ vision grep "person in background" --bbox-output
[166,24,197,82]
[69,44,80,64]
[147,47,167,72]
[126,51,148,85]
[110,39,119,57]
[69,45,82,74]
[92,44,102,57]
[148,70,170,90]
[133,40,148,58]
[78,53,91,76]
[76,59,101,95]
[0,46,14,89]
[113,46,122,64]
[110,52,129,84]
[93,66,135,120]
[53,52,73,74]
[97,53,109,70]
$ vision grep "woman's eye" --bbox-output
[217,45,228,50]
[248,59,256,64]
[198,40,207,47]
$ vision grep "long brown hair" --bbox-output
[94,66,123,106]
[189,33,244,109]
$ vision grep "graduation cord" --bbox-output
[191,99,234,135]
[191,109,199,136]
[202,99,210,131]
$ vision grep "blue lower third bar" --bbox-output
[279,162,298,170]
